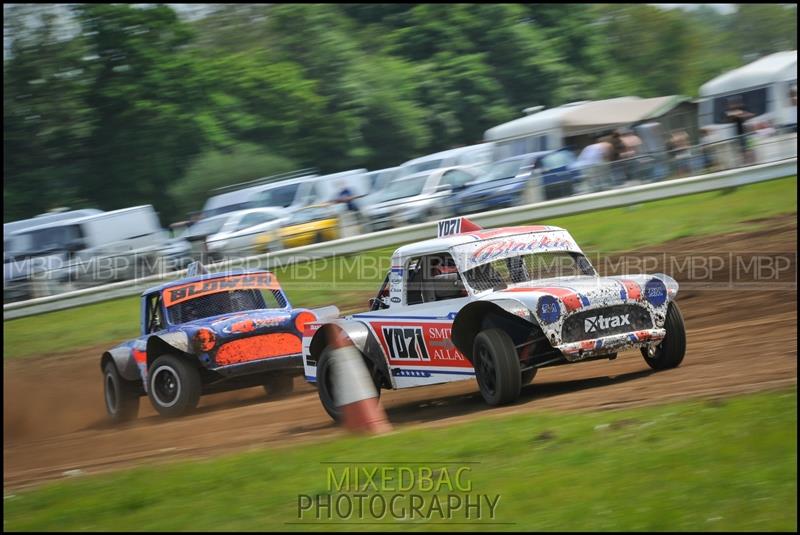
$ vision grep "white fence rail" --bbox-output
[4,157,796,320]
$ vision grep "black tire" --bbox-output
[641,301,686,370]
[316,346,382,423]
[103,361,140,423]
[521,367,537,386]
[315,231,325,244]
[473,329,522,406]
[316,347,341,423]
[263,374,295,399]
[147,354,202,418]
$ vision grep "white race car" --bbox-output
[303,217,685,421]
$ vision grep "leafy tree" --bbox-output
[4,2,798,224]
[76,4,208,215]
[3,5,93,221]
[728,4,797,60]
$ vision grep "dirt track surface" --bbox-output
[4,215,797,490]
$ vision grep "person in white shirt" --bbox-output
[576,136,612,192]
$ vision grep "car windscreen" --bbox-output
[14,224,83,254]
[379,175,430,201]
[462,251,596,293]
[398,159,443,178]
[163,274,285,323]
[539,150,575,171]
[167,289,285,323]
[185,216,228,238]
[255,183,300,208]
[473,159,524,184]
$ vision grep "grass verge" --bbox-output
[3,175,797,359]
[4,388,796,531]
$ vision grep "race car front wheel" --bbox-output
[316,346,382,423]
[641,301,686,370]
[103,362,140,423]
[148,354,202,418]
[473,328,522,406]
[316,348,342,422]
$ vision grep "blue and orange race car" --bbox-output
[100,264,335,421]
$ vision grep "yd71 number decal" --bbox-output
[383,327,430,360]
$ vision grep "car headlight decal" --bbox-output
[195,328,217,352]
[537,295,561,324]
[644,278,667,307]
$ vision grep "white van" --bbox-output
[200,169,319,218]
[201,169,368,218]
[5,205,169,298]
[249,168,369,214]
[698,50,797,136]
[395,143,495,179]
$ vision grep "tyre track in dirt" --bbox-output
[4,214,796,490]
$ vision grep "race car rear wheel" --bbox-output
[103,362,140,423]
[263,374,295,399]
[148,354,202,418]
[473,328,522,406]
[316,346,382,423]
[641,301,686,370]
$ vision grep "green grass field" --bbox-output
[4,388,796,531]
[3,176,797,360]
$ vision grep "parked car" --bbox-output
[448,149,581,216]
[181,214,229,264]
[100,264,338,421]
[4,208,104,302]
[200,169,317,218]
[158,236,194,272]
[4,206,168,299]
[354,166,400,214]
[302,217,685,420]
[361,167,480,231]
[205,208,287,261]
[277,204,341,249]
[248,169,368,216]
[395,143,494,179]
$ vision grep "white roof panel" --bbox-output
[484,96,684,141]
[699,50,797,97]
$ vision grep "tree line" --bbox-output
[4,3,796,223]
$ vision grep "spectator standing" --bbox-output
[333,180,363,236]
[609,130,627,185]
[575,136,612,192]
[620,128,642,182]
[786,85,797,132]
[724,96,754,165]
[667,129,692,177]
[698,127,716,172]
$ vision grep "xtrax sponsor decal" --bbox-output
[164,274,281,306]
[371,321,469,367]
[584,313,631,333]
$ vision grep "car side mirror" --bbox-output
[435,184,451,193]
